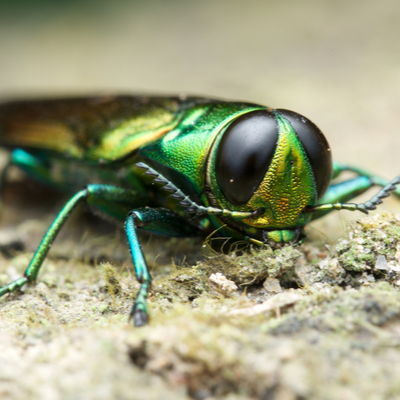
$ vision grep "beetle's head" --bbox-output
[206,107,333,244]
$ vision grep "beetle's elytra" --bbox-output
[0,95,399,326]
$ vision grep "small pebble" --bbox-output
[375,255,388,270]
[263,277,282,294]
[209,273,238,294]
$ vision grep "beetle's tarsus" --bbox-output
[0,276,28,297]
[130,304,149,327]
[363,175,400,210]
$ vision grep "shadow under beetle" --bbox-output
[0,95,399,326]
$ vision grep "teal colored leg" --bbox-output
[0,189,87,296]
[0,184,139,297]
[125,208,199,327]
[318,176,374,206]
[332,161,400,199]
[0,149,57,198]
[309,174,400,218]
[11,149,54,187]
[0,180,199,327]
[311,162,400,220]
[125,216,150,328]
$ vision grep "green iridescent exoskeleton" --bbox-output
[0,95,399,326]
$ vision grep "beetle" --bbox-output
[0,95,399,326]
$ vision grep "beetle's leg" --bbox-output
[311,162,400,220]
[308,174,400,218]
[312,176,378,219]
[318,176,378,208]
[0,149,52,201]
[125,207,199,327]
[0,189,86,296]
[10,149,54,186]
[331,161,400,199]
[0,184,139,297]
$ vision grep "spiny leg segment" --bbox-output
[136,162,265,219]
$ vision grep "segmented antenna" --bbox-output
[308,174,400,214]
[136,162,263,220]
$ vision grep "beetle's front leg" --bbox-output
[0,184,139,297]
[0,189,88,297]
[125,208,199,327]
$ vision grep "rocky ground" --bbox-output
[1,1,400,398]
[0,173,400,400]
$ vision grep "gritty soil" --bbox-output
[1,177,400,400]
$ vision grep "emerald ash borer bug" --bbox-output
[0,95,399,326]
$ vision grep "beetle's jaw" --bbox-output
[261,227,304,247]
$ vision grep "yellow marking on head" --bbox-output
[244,115,317,229]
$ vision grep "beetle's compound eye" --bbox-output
[276,109,333,199]
[216,110,279,205]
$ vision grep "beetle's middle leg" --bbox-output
[125,207,199,327]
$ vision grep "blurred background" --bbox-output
[0,0,400,236]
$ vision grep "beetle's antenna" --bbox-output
[136,162,263,220]
[307,174,400,214]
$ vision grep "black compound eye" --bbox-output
[216,110,279,205]
[276,109,333,199]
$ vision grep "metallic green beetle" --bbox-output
[0,95,399,326]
